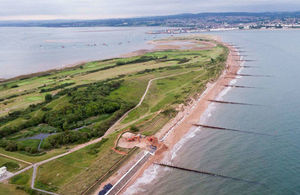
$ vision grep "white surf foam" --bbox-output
[123,164,163,195]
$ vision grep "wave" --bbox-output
[124,164,163,195]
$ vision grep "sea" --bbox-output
[125,30,300,195]
[2,27,300,194]
[0,27,171,79]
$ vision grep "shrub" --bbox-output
[45,94,52,102]
[5,142,18,151]
[10,84,19,88]
[1,162,20,172]
[130,125,140,132]
[162,108,178,117]
[40,82,75,93]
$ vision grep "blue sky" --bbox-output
[1,0,300,20]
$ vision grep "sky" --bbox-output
[1,0,300,21]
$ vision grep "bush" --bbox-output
[5,141,18,151]
[87,138,108,155]
[10,84,19,88]
[1,162,20,172]
[162,108,178,117]
[10,173,30,185]
[40,82,75,93]
[42,131,90,149]
[177,58,190,64]
[41,107,51,111]
[45,94,52,102]
[130,125,140,132]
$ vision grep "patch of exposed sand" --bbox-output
[122,38,216,58]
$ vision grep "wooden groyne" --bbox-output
[235,59,256,62]
[223,85,257,89]
[192,124,272,136]
[154,163,263,185]
[241,65,258,68]
[232,73,272,77]
[232,54,248,57]
[230,65,258,68]
[207,100,259,106]
[236,50,247,53]
[233,46,243,49]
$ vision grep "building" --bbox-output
[0,167,7,178]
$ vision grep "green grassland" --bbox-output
[0,147,69,163]
[0,37,228,194]
[0,166,33,195]
[0,184,28,195]
[0,156,27,172]
[7,169,36,195]
[35,132,134,194]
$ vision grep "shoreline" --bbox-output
[118,37,242,194]
[0,58,119,83]
[0,38,184,83]
[0,37,213,83]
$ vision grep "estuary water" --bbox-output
[0,27,170,79]
[126,30,300,195]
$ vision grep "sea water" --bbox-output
[126,30,300,195]
[0,27,170,79]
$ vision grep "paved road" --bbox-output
[106,151,151,195]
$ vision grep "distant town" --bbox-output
[146,23,300,34]
[146,12,300,34]
[2,11,300,31]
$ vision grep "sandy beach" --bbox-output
[116,36,242,194]
[122,37,216,58]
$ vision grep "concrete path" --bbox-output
[0,153,32,165]
[31,165,59,195]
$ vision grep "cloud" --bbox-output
[1,0,300,20]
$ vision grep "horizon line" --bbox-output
[1,10,300,22]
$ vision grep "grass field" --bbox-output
[0,37,228,194]
[35,132,129,194]
[10,169,32,186]
[0,147,69,163]
[0,156,27,172]
[0,184,28,195]
[7,169,34,195]
[0,163,32,195]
